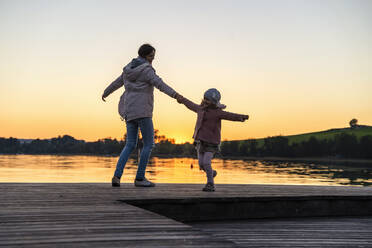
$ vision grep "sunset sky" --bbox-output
[1,0,371,143]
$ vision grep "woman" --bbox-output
[102,44,180,187]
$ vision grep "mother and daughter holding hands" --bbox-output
[102,44,249,192]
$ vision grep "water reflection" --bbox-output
[0,155,370,186]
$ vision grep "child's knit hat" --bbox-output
[204,88,226,109]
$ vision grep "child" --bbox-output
[176,88,249,191]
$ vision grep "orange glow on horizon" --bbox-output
[1,1,371,143]
[173,136,193,144]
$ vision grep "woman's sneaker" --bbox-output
[112,176,120,187]
[202,183,215,192]
[134,177,155,187]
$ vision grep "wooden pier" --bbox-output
[1,183,372,247]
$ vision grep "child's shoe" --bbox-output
[202,182,215,192]
[112,176,120,187]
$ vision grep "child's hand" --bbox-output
[240,115,249,122]
[176,94,184,103]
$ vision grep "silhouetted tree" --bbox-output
[262,136,291,157]
[300,136,324,157]
[334,133,358,158]
[349,118,358,128]
[247,139,259,156]
[0,137,20,154]
[238,141,249,156]
[153,140,175,154]
[220,141,239,156]
[359,135,372,159]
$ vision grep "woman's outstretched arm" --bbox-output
[143,67,178,98]
[102,74,124,101]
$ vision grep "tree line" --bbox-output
[1,132,371,159]
[221,133,372,159]
[0,130,195,157]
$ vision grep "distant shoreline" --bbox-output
[219,156,372,167]
[1,153,372,167]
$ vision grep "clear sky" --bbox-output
[1,0,371,143]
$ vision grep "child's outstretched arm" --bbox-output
[219,110,249,122]
[176,95,200,113]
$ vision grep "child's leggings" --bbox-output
[197,150,214,184]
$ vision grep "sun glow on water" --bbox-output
[0,155,370,186]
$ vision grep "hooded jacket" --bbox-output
[103,58,178,121]
[178,96,248,145]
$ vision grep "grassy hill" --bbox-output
[250,126,372,147]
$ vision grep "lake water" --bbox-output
[0,155,371,186]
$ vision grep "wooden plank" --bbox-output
[1,183,371,247]
[192,217,372,247]
[0,183,237,247]
[3,240,235,248]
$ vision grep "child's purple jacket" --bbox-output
[179,97,248,145]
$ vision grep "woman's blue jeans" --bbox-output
[114,117,154,180]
